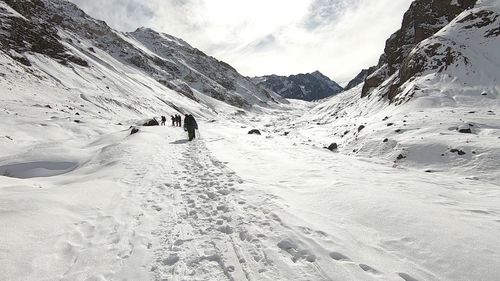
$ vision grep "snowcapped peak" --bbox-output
[310,70,330,80]
[0,0,282,109]
[253,71,343,101]
[134,26,152,33]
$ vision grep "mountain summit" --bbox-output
[0,0,282,111]
[252,71,343,101]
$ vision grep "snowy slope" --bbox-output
[360,0,478,100]
[0,0,282,109]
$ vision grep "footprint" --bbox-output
[467,209,492,215]
[359,264,380,274]
[151,205,162,212]
[277,240,297,251]
[162,254,180,266]
[217,225,233,234]
[329,252,351,262]
[278,239,316,263]
[398,273,419,281]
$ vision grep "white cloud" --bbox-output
[68,0,413,85]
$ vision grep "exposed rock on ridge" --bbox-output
[253,71,343,101]
[360,0,478,101]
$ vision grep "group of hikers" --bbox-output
[171,115,182,127]
[160,114,198,141]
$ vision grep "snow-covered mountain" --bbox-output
[360,0,479,101]
[252,71,343,101]
[300,0,500,181]
[0,0,282,111]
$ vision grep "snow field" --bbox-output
[203,108,500,281]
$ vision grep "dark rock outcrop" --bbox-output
[0,0,88,66]
[248,129,261,135]
[360,0,477,100]
[450,148,466,155]
[326,143,338,151]
[130,127,140,135]
[344,67,376,91]
[458,127,472,134]
[142,119,159,126]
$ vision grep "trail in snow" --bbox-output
[33,126,332,281]
[120,129,335,281]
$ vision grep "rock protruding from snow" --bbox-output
[253,71,343,101]
[248,129,261,135]
[142,119,159,126]
[326,143,338,151]
[130,127,140,135]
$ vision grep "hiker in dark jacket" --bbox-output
[177,115,182,127]
[161,116,166,126]
[171,115,175,126]
[183,114,198,141]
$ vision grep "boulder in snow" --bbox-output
[326,143,338,151]
[458,125,472,134]
[130,127,139,135]
[450,149,466,155]
[142,118,159,126]
[248,129,261,135]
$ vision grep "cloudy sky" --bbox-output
[69,0,413,85]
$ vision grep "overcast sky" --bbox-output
[69,0,413,85]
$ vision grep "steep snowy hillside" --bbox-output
[0,0,281,109]
[301,0,500,182]
[361,0,477,100]
[253,71,343,101]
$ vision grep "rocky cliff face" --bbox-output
[0,0,88,67]
[360,0,478,101]
[253,71,343,101]
[343,67,376,91]
[0,0,281,109]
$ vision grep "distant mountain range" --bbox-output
[252,71,343,101]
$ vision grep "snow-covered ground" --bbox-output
[1,95,500,280]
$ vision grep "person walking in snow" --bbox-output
[171,115,176,126]
[161,116,166,126]
[177,115,182,127]
[183,114,198,141]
